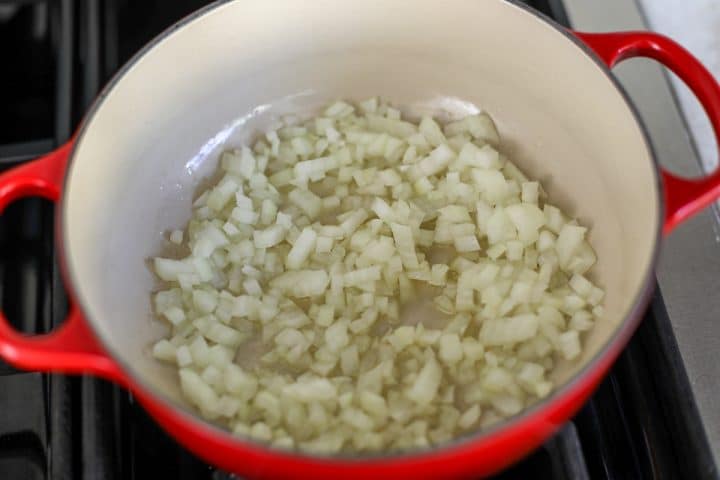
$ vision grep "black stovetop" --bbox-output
[0,1,713,478]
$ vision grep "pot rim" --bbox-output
[57,0,663,462]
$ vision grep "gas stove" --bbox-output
[0,1,717,478]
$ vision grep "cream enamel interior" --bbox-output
[63,0,659,430]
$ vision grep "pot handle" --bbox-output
[574,31,720,234]
[0,142,121,381]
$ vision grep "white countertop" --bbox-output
[639,0,720,172]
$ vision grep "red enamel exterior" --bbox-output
[0,28,718,479]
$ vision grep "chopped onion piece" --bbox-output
[407,355,442,406]
[454,235,480,253]
[286,227,317,269]
[270,270,329,298]
[390,223,419,269]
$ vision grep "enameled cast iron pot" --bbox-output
[1,1,719,478]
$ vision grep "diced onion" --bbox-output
[151,98,603,454]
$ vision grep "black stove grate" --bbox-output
[0,1,714,479]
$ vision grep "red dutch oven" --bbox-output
[0,1,719,478]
